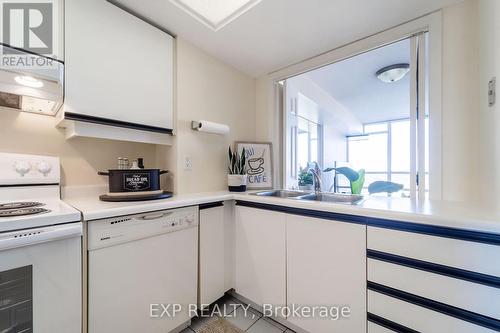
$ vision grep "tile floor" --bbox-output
[181,294,295,333]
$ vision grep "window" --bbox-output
[297,116,322,171]
[343,118,429,197]
[282,31,433,198]
[284,90,324,188]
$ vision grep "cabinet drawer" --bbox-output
[368,322,395,333]
[367,226,500,277]
[368,290,496,333]
[368,258,500,320]
[368,317,418,333]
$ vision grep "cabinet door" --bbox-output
[235,206,286,308]
[65,0,173,130]
[287,215,366,333]
[199,205,226,307]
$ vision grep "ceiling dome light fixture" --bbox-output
[376,63,410,83]
[14,76,44,88]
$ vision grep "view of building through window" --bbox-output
[340,118,429,196]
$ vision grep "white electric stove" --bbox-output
[0,153,82,333]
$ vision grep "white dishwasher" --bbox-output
[87,206,198,333]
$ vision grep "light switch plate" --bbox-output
[488,77,496,107]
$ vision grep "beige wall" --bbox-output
[441,0,480,202]
[172,38,256,194]
[0,108,157,186]
[479,0,500,210]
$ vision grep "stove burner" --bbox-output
[0,207,50,217]
[0,202,44,210]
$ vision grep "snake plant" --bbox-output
[228,146,246,175]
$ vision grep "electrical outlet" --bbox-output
[184,157,192,171]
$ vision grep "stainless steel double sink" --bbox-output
[251,190,364,205]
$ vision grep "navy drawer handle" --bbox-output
[368,312,420,333]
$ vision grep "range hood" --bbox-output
[0,44,64,115]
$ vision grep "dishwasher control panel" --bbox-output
[87,206,199,250]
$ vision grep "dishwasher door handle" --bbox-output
[137,212,173,220]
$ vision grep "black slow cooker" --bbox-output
[98,169,168,193]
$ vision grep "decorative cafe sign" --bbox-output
[236,142,273,189]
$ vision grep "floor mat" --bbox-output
[199,317,246,333]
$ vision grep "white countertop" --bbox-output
[62,186,500,234]
[62,186,233,221]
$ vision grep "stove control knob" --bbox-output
[37,161,51,177]
[14,161,31,177]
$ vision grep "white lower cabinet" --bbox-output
[368,291,496,333]
[287,214,367,333]
[367,227,500,277]
[367,226,500,332]
[368,258,500,320]
[199,205,226,308]
[235,206,287,308]
[368,321,394,333]
[234,205,367,333]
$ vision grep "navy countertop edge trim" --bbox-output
[367,249,500,289]
[368,281,500,332]
[234,200,500,246]
[235,200,366,225]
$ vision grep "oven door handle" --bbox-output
[0,223,82,251]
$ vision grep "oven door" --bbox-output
[0,223,82,333]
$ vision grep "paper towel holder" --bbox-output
[191,121,202,130]
[191,120,230,135]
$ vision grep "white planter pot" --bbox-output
[228,174,248,192]
[299,184,314,191]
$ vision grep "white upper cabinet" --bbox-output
[63,0,174,135]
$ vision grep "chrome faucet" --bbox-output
[308,162,322,194]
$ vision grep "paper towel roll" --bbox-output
[192,120,230,135]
